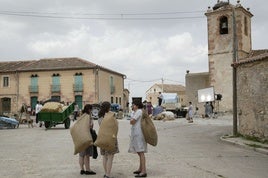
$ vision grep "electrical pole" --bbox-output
[161,78,164,92]
[232,7,238,136]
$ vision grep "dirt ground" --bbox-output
[1,116,268,178]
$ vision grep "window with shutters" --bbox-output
[52,73,60,92]
[2,76,9,87]
[74,73,83,92]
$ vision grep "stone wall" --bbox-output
[237,59,268,140]
[185,72,210,115]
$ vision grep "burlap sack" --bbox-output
[70,114,93,155]
[62,105,68,111]
[141,109,158,146]
[94,111,118,151]
[41,102,63,112]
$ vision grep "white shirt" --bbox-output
[35,104,42,114]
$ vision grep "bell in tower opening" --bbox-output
[220,16,228,34]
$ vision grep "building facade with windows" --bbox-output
[0,57,126,115]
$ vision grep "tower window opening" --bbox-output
[244,16,248,36]
[219,16,228,34]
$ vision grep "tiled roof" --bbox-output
[0,57,125,76]
[232,50,268,67]
[0,61,35,72]
[247,49,268,57]
[20,57,97,71]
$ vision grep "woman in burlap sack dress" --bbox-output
[129,100,148,177]
[78,104,96,175]
[98,101,119,178]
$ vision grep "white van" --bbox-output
[161,93,181,114]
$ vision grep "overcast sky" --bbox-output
[0,0,267,100]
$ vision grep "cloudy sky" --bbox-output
[0,0,267,100]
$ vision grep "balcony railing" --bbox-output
[51,85,61,93]
[73,84,83,92]
[29,85,39,93]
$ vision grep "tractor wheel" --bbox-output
[64,118,70,129]
[44,121,51,128]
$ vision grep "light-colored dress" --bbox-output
[188,104,193,118]
[128,109,147,153]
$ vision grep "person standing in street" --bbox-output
[35,101,43,127]
[129,100,148,177]
[158,92,163,106]
[73,102,79,121]
[78,104,96,175]
[204,102,213,118]
[210,102,214,115]
[188,102,194,123]
[98,101,119,178]
[146,102,153,115]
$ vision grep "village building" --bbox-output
[145,83,186,107]
[123,88,130,113]
[186,1,267,140]
[186,1,254,113]
[0,57,127,115]
[185,71,210,115]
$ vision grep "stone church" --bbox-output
[186,0,268,140]
[186,0,257,113]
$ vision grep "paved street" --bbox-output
[0,115,268,178]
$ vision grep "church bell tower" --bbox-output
[205,0,253,112]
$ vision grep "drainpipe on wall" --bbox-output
[123,75,126,109]
[15,70,19,113]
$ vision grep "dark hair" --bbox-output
[132,100,143,109]
[98,101,111,118]
[82,104,92,115]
